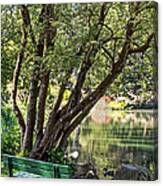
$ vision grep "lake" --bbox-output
[68,110,158,180]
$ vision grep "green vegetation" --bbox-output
[1,105,21,155]
[108,101,127,110]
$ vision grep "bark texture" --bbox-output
[35,71,50,148]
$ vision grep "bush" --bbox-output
[47,147,67,163]
[1,105,21,155]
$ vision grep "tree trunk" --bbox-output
[22,4,56,153]
[22,8,45,152]
[23,76,39,152]
[35,71,50,148]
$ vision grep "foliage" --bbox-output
[1,105,21,155]
[108,101,127,110]
[1,3,157,105]
[48,147,68,164]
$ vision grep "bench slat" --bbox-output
[3,154,73,178]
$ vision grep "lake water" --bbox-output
[68,110,158,180]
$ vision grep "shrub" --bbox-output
[1,105,21,155]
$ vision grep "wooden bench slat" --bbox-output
[2,154,74,178]
[13,159,53,171]
[60,173,72,179]
[3,160,54,178]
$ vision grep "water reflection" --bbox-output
[68,110,158,180]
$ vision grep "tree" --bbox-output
[1,2,157,159]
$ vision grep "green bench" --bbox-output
[2,154,74,179]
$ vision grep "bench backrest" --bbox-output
[3,154,73,179]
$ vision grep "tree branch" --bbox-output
[20,5,36,46]
[12,6,32,141]
[129,33,154,54]
[58,98,96,147]
[53,83,66,114]
[102,46,114,62]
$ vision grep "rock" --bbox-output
[72,163,99,179]
[103,168,115,177]
[113,164,153,180]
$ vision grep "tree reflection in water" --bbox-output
[68,110,157,180]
